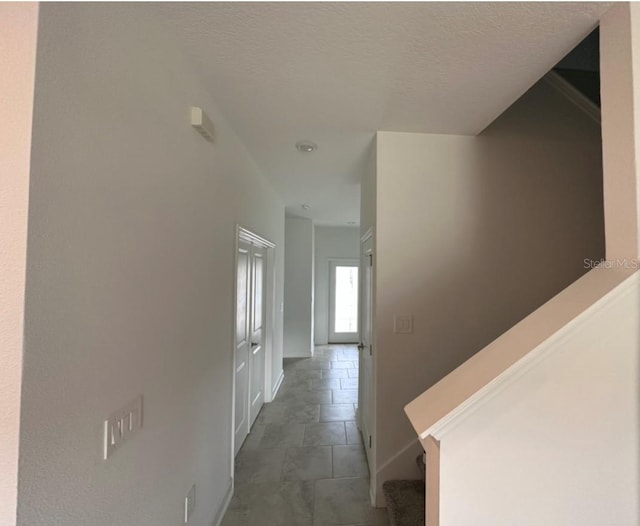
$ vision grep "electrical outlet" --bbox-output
[184,484,196,523]
[103,395,143,460]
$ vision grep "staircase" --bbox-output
[382,455,426,526]
[402,268,639,526]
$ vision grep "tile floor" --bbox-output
[221,345,388,526]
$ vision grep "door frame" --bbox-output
[328,258,361,343]
[233,239,252,457]
[230,226,276,473]
[359,227,377,505]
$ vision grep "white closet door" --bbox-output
[234,241,251,455]
[248,246,266,427]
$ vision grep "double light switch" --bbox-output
[104,395,143,460]
[394,315,413,334]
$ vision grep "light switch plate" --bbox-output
[394,315,413,334]
[104,395,143,460]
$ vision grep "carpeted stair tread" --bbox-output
[382,479,425,526]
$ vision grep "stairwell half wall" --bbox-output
[372,76,605,504]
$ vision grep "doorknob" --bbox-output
[357,343,365,350]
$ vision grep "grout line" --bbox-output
[279,446,288,482]
[331,444,334,478]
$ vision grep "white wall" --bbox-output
[0,5,39,526]
[373,78,605,497]
[360,139,377,239]
[314,226,360,345]
[284,217,314,357]
[17,5,284,526]
[439,272,640,526]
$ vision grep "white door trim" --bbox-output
[359,231,377,505]
[238,227,276,249]
[361,227,373,243]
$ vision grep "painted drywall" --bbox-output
[439,272,640,526]
[17,4,284,526]
[360,139,377,240]
[156,2,609,228]
[283,217,314,357]
[405,267,636,440]
[314,226,360,345]
[600,4,640,261]
[0,5,38,525]
[373,78,605,501]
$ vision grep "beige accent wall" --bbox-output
[405,267,635,442]
[374,78,605,492]
[17,5,284,525]
[601,3,640,261]
[0,5,39,525]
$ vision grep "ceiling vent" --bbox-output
[190,106,215,142]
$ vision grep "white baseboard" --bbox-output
[271,370,285,399]
[370,481,377,508]
[211,478,233,526]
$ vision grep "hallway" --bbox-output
[221,345,387,526]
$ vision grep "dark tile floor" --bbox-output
[221,345,388,526]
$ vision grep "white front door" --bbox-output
[249,246,266,427]
[234,240,251,455]
[359,237,374,471]
[329,259,360,343]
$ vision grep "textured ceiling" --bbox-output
[154,2,609,225]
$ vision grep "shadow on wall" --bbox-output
[375,76,605,471]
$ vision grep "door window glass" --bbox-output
[334,266,358,333]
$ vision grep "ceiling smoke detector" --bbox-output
[296,140,317,153]
[302,204,311,210]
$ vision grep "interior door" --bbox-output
[329,259,360,343]
[234,240,251,455]
[360,237,374,470]
[248,246,266,427]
